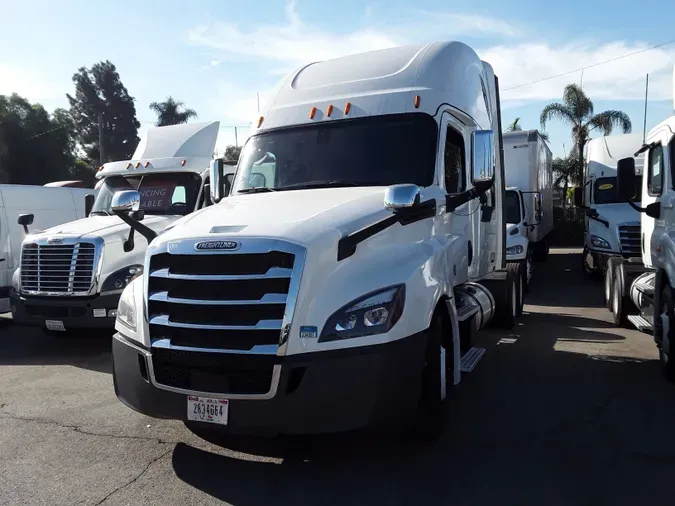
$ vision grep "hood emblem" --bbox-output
[194,240,240,251]
[47,237,64,244]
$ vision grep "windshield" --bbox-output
[505,190,521,224]
[91,172,203,216]
[231,113,438,193]
[593,176,642,205]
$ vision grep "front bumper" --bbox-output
[112,331,427,436]
[10,289,120,329]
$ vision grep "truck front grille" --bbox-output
[619,225,641,255]
[146,249,296,352]
[20,243,96,295]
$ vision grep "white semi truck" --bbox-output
[503,130,553,297]
[575,134,645,309]
[613,71,675,380]
[110,41,521,440]
[10,121,219,334]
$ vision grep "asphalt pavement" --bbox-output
[2,248,675,506]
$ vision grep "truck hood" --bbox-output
[28,215,178,245]
[159,187,391,245]
[592,203,640,227]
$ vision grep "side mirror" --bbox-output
[210,159,225,203]
[84,193,95,217]
[646,202,661,219]
[573,187,583,207]
[384,184,421,210]
[471,130,495,183]
[616,157,637,201]
[17,213,34,234]
[111,190,140,213]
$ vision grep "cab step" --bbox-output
[460,347,486,372]
[627,314,653,333]
[634,279,654,296]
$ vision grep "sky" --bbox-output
[1,0,674,159]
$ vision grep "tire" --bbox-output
[581,247,602,280]
[658,285,675,382]
[523,252,533,294]
[411,310,449,441]
[604,258,615,311]
[493,271,517,329]
[532,238,549,262]
[611,263,631,328]
[507,262,524,317]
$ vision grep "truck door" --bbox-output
[643,136,669,267]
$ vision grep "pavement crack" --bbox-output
[0,411,179,445]
[94,448,173,505]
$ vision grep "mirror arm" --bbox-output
[123,227,135,253]
[588,214,610,228]
[446,179,494,213]
[627,199,647,213]
[113,211,157,243]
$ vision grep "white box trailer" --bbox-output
[503,130,553,291]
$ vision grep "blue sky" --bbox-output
[1,0,674,158]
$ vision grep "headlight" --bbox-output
[12,268,20,290]
[506,245,524,255]
[116,282,136,331]
[590,235,611,249]
[101,265,143,293]
[319,285,405,342]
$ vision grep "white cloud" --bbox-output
[189,0,675,119]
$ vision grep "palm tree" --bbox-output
[540,84,631,181]
[149,97,198,127]
[507,117,522,131]
[553,154,581,208]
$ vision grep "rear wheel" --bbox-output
[532,238,549,262]
[412,310,449,441]
[493,270,517,329]
[523,252,533,294]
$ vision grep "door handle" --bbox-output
[0,258,5,262]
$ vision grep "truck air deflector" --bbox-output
[337,198,437,261]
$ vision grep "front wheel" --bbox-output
[507,262,524,317]
[411,310,449,441]
[604,258,615,311]
[659,285,675,382]
[611,263,631,328]
[493,270,517,329]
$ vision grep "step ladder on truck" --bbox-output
[109,41,521,441]
[613,65,675,380]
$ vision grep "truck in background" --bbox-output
[613,67,675,380]
[111,41,521,441]
[575,134,645,315]
[10,121,219,334]
[0,184,97,313]
[503,130,553,299]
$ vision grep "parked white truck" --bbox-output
[10,121,219,333]
[575,134,645,305]
[612,71,675,380]
[110,41,521,440]
[503,130,553,295]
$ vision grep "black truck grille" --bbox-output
[147,250,295,351]
[20,243,96,294]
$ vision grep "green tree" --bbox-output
[540,83,632,181]
[149,96,198,127]
[224,145,242,162]
[553,153,581,208]
[507,117,522,131]
[0,94,77,184]
[67,60,140,165]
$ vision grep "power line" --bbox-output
[501,38,675,92]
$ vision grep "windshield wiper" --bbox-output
[237,187,277,194]
[275,180,364,191]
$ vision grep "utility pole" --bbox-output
[257,92,260,112]
[580,68,584,89]
[643,73,649,143]
[98,112,105,165]
[234,127,238,148]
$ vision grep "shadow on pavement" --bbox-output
[0,323,113,374]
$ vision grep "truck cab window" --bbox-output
[232,113,437,193]
[504,190,521,224]
[444,127,465,194]
[648,144,664,196]
[669,138,675,191]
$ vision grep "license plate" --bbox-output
[45,320,66,332]
[187,395,229,425]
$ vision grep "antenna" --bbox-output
[643,73,649,144]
